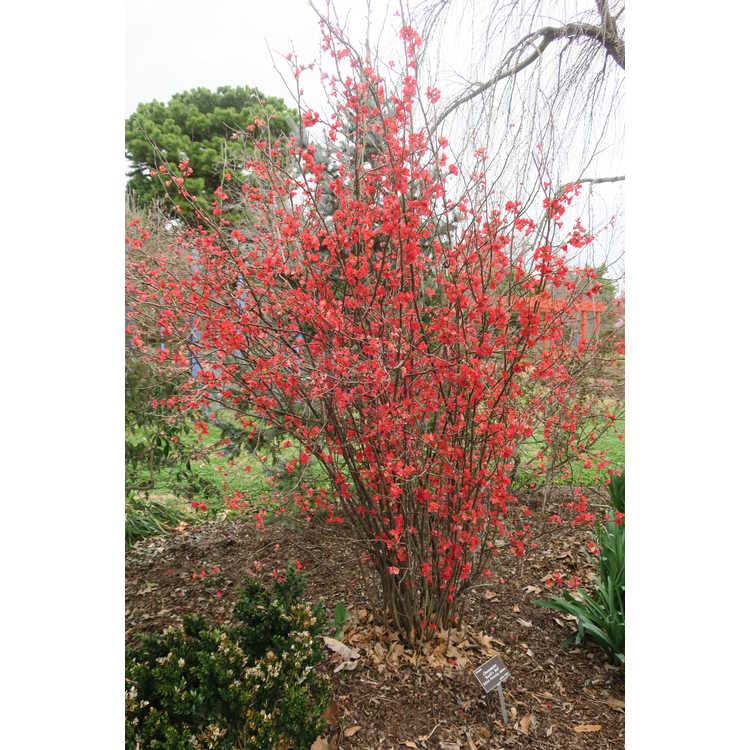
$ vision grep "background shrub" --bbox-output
[126,564,329,749]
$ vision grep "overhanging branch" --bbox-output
[430,15,624,134]
[569,175,625,187]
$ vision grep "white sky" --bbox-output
[126,0,381,116]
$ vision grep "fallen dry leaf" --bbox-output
[519,713,535,734]
[482,590,498,600]
[473,632,499,655]
[517,618,533,628]
[343,726,361,737]
[323,636,360,672]
[574,724,602,734]
[400,742,417,748]
[425,641,447,668]
[323,637,359,660]
[387,642,405,667]
[321,702,340,727]
[606,696,625,710]
[310,737,331,750]
[370,641,386,666]
[454,655,469,668]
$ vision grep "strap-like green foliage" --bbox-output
[125,495,189,548]
[126,564,329,749]
[534,517,625,664]
[608,470,625,513]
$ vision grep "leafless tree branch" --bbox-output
[431,11,624,134]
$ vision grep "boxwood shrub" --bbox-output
[126,564,329,749]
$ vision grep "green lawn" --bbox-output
[125,416,329,545]
[126,411,624,545]
[515,417,624,488]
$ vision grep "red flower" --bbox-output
[302,110,319,127]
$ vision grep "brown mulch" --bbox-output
[125,490,624,749]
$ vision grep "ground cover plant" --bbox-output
[126,563,329,750]
[126,15,624,646]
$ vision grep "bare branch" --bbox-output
[567,174,624,187]
[430,5,624,134]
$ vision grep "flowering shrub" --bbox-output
[125,564,329,749]
[126,19,621,642]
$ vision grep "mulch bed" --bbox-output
[126,489,624,749]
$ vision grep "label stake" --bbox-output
[473,654,511,725]
[497,683,508,724]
